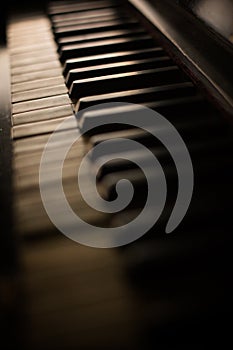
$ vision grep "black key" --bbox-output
[59,35,155,63]
[89,129,171,159]
[48,1,118,16]
[89,119,227,173]
[69,66,186,100]
[95,147,161,180]
[146,95,207,117]
[63,47,164,76]
[88,115,225,152]
[78,95,220,139]
[52,12,130,29]
[98,145,232,202]
[77,82,196,111]
[66,56,173,88]
[90,141,174,181]
[58,28,146,48]
[54,18,139,38]
[52,8,122,25]
[77,95,205,136]
[89,128,150,150]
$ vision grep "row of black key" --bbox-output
[48,0,231,210]
[48,0,233,344]
[48,0,199,108]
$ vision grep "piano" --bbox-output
[0,0,233,348]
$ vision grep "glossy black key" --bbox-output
[63,47,164,76]
[66,56,173,88]
[77,82,196,111]
[89,118,227,172]
[95,147,162,181]
[48,1,118,16]
[59,35,155,63]
[51,8,121,25]
[92,140,217,181]
[58,28,146,48]
[52,12,130,29]
[69,66,186,100]
[88,115,224,153]
[98,141,232,202]
[54,18,138,38]
[77,95,207,135]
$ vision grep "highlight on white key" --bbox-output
[39,102,194,248]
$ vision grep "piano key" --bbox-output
[15,164,84,197]
[91,133,230,182]
[8,32,55,48]
[9,41,57,55]
[54,18,139,39]
[88,117,225,163]
[14,152,82,182]
[10,52,59,68]
[8,20,52,32]
[103,141,232,186]
[59,35,155,63]
[14,140,83,173]
[10,48,57,64]
[57,28,146,47]
[53,13,130,29]
[94,147,172,181]
[12,85,67,103]
[8,21,52,32]
[13,104,73,125]
[48,1,119,16]
[51,8,122,25]
[66,56,173,88]
[8,30,52,43]
[63,47,164,76]
[11,67,62,84]
[95,149,178,182]
[88,128,161,151]
[69,66,185,100]
[14,170,108,236]
[78,95,204,136]
[12,94,70,114]
[7,18,51,34]
[12,76,65,93]
[88,116,226,155]
[14,128,80,155]
[98,151,232,203]
[11,61,61,76]
[12,115,77,139]
[145,95,207,116]
[49,0,89,6]
[77,82,196,111]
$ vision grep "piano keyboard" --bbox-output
[2,0,233,348]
